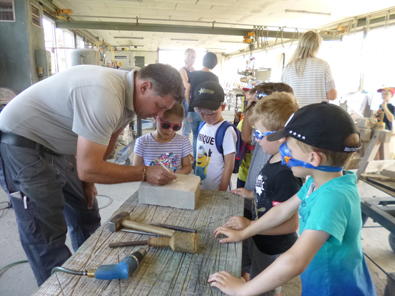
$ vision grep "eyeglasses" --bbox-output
[157,117,182,131]
[254,130,275,140]
[193,107,217,115]
[255,91,268,100]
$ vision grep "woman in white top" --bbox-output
[281,31,337,107]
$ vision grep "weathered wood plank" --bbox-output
[33,190,243,296]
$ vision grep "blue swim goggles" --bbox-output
[279,142,343,173]
[254,130,276,140]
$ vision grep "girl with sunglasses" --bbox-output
[133,103,193,174]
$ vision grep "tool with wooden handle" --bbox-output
[109,233,198,254]
[108,211,175,237]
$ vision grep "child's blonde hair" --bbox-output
[294,134,360,167]
[163,103,185,120]
[249,92,299,131]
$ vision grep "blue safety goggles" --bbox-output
[279,142,343,172]
[254,130,276,140]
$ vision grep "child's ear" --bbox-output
[310,152,322,167]
[221,104,226,111]
[278,137,286,144]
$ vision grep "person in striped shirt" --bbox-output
[281,31,337,107]
[133,103,193,174]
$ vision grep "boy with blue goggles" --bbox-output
[209,103,375,296]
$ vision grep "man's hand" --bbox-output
[213,226,245,243]
[146,166,177,185]
[83,182,97,210]
[224,216,251,230]
[208,271,246,296]
[230,188,253,198]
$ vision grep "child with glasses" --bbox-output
[213,92,301,296]
[133,103,193,174]
[189,81,237,191]
[209,102,376,296]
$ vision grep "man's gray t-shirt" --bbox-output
[0,65,135,155]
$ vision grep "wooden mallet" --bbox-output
[109,232,198,254]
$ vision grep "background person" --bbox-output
[179,48,196,137]
[0,63,183,285]
[185,52,219,160]
[281,31,337,107]
[375,87,395,131]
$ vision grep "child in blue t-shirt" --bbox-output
[133,103,193,174]
[209,102,376,296]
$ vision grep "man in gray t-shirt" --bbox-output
[0,64,183,285]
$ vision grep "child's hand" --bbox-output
[208,271,246,296]
[224,216,251,230]
[213,226,244,243]
[230,188,253,198]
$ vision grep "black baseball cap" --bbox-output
[267,102,361,153]
[190,81,224,110]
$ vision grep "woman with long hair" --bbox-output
[281,31,337,107]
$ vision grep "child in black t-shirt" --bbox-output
[215,92,301,296]
[375,87,395,131]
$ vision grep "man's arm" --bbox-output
[76,136,176,185]
[219,152,235,191]
[103,128,124,160]
[208,230,330,296]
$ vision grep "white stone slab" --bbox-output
[138,174,201,210]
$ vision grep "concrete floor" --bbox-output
[1,109,395,295]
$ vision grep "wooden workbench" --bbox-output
[32,190,244,296]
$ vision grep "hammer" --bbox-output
[109,233,198,254]
[108,212,175,237]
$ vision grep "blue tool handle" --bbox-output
[95,256,137,280]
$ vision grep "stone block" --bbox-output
[358,128,372,142]
[138,174,201,210]
[356,118,377,129]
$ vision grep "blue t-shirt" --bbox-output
[297,172,376,296]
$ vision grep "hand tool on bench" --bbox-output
[109,232,198,254]
[149,223,196,233]
[108,211,175,237]
[51,248,146,280]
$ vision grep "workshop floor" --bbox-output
[1,109,394,296]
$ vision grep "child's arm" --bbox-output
[230,188,254,198]
[133,154,144,166]
[219,152,235,191]
[176,155,192,174]
[208,229,330,296]
[382,102,394,122]
[214,194,301,242]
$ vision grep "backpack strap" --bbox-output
[198,121,206,135]
[215,121,236,156]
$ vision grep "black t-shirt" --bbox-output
[188,71,219,112]
[252,159,302,255]
[377,103,395,131]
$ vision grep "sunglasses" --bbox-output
[157,117,182,131]
[254,130,276,140]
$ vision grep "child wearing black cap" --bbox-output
[190,81,237,191]
[209,102,376,296]
[375,87,395,131]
